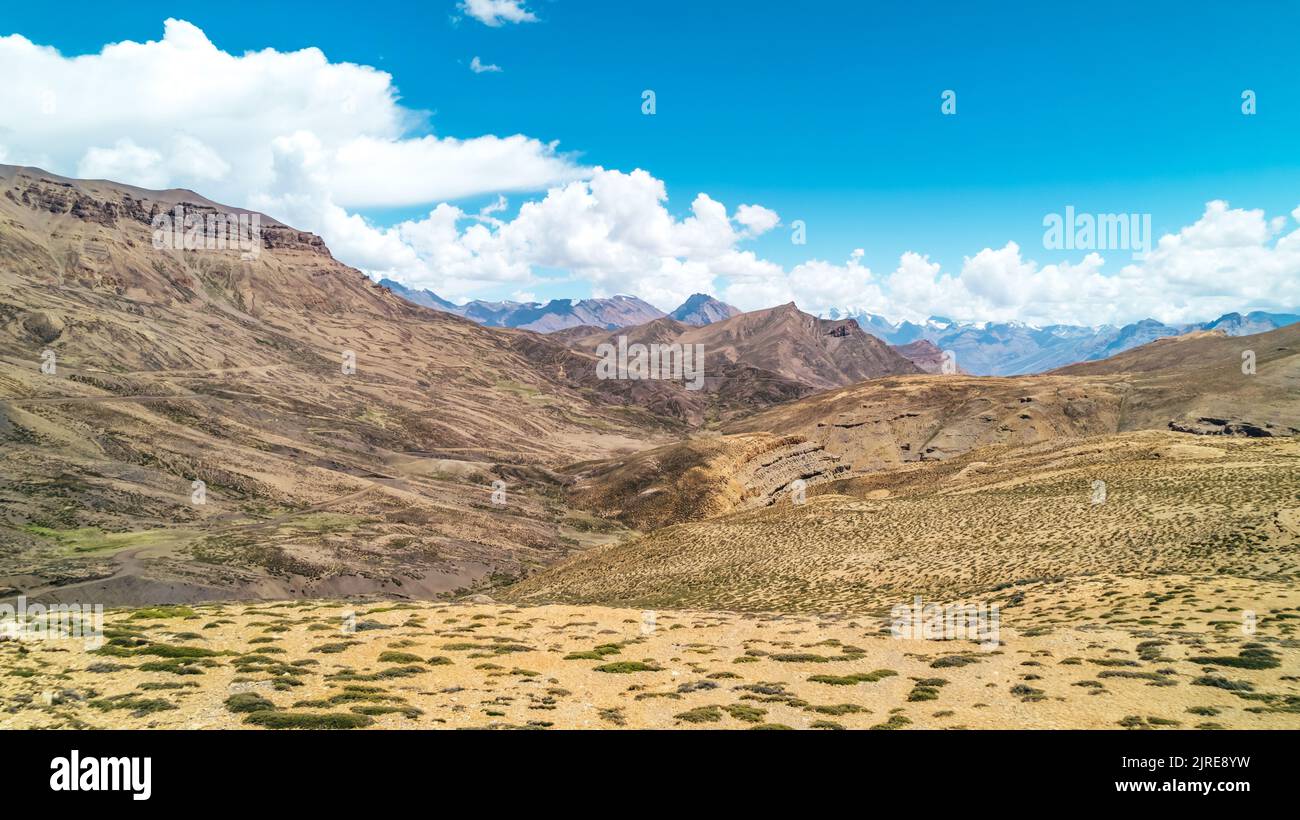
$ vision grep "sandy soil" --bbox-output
[3,572,1297,730]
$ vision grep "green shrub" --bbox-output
[242,711,374,729]
[225,693,277,713]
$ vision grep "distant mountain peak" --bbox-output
[668,293,741,326]
[378,279,459,311]
[382,285,665,332]
[834,308,1300,376]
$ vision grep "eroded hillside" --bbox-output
[0,166,669,604]
[506,432,1300,611]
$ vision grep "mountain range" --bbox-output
[3,162,1297,606]
[379,279,740,333]
[846,309,1300,375]
[381,278,1297,376]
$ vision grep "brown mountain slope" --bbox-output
[564,432,849,532]
[550,322,1299,530]
[1051,323,1300,435]
[551,313,818,425]
[0,165,670,604]
[1051,328,1236,375]
[554,374,1124,528]
[558,303,920,418]
[891,339,949,373]
[725,373,1126,472]
[504,431,1300,611]
[724,323,1299,474]
[675,303,921,389]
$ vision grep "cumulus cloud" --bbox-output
[458,0,537,27]
[734,204,780,236]
[739,201,1300,327]
[0,19,582,210]
[383,168,788,305]
[469,56,502,74]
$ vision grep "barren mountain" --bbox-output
[497,295,666,332]
[848,310,1300,375]
[1202,310,1300,336]
[680,304,922,388]
[668,293,741,325]
[0,164,671,605]
[564,432,848,532]
[566,303,921,392]
[720,323,1300,475]
[540,322,1299,536]
[1051,323,1300,436]
[542,304,922,427]
[379,279,666,332]
[890,339,948,373]
[383,283,743,334]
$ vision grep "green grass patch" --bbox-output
[24,525,196,555]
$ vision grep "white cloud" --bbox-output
[329,135,580,207]
[469,56,502,74]
[734,204,780,236]
[458,0,537,27]
[77,139,167,187]
[378,168,788,306]
[719,201,1300,326]
[0,19,582,211]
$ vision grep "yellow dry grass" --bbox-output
[3,575,1297,729]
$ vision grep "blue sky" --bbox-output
[2,1,1299,323]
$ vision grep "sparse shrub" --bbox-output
[723,704,766,723]
[674,706,722,724]
[594,661,662,673]
[242,711,374,729]
[89,695,177,718]
[808,669,896,686]
[1192,675,1254,692]
[225,693,276,713]
[869,714,911,730]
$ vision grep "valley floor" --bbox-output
[3,572,1298,730]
